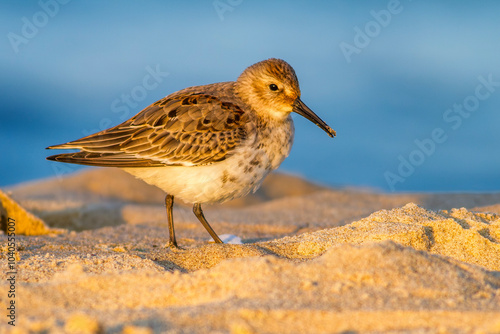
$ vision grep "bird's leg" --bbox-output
[193,203,223,244]
[165,194,178,248]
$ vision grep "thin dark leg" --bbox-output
[193,203,223,244]
[165,194,178,248]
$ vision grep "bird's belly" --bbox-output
[122,149,275,204]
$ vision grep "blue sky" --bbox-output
[1,1,500,192]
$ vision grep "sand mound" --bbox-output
[265,203,500,270]
[1,170,500,332]
[0,189,56,236]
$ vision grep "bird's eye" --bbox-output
[269,84,279,91]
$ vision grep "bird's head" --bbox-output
[235,58,335,138]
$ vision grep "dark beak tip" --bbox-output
[293,98,336,138]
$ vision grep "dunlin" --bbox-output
[47,58,336,247]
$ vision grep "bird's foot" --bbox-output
[166,241,183,250]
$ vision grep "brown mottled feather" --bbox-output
[47,83,251,167]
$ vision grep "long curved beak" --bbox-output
[293,98,336,138]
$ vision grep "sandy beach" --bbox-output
[1,168,500,333]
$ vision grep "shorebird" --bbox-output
[47,58,336,248]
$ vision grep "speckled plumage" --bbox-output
[47,58,335,247]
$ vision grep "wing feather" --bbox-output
[47,86,252,168]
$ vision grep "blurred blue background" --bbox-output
[1,0,499,192]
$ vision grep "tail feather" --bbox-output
[46,152,165,167]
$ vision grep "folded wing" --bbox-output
[47,92,250,167]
